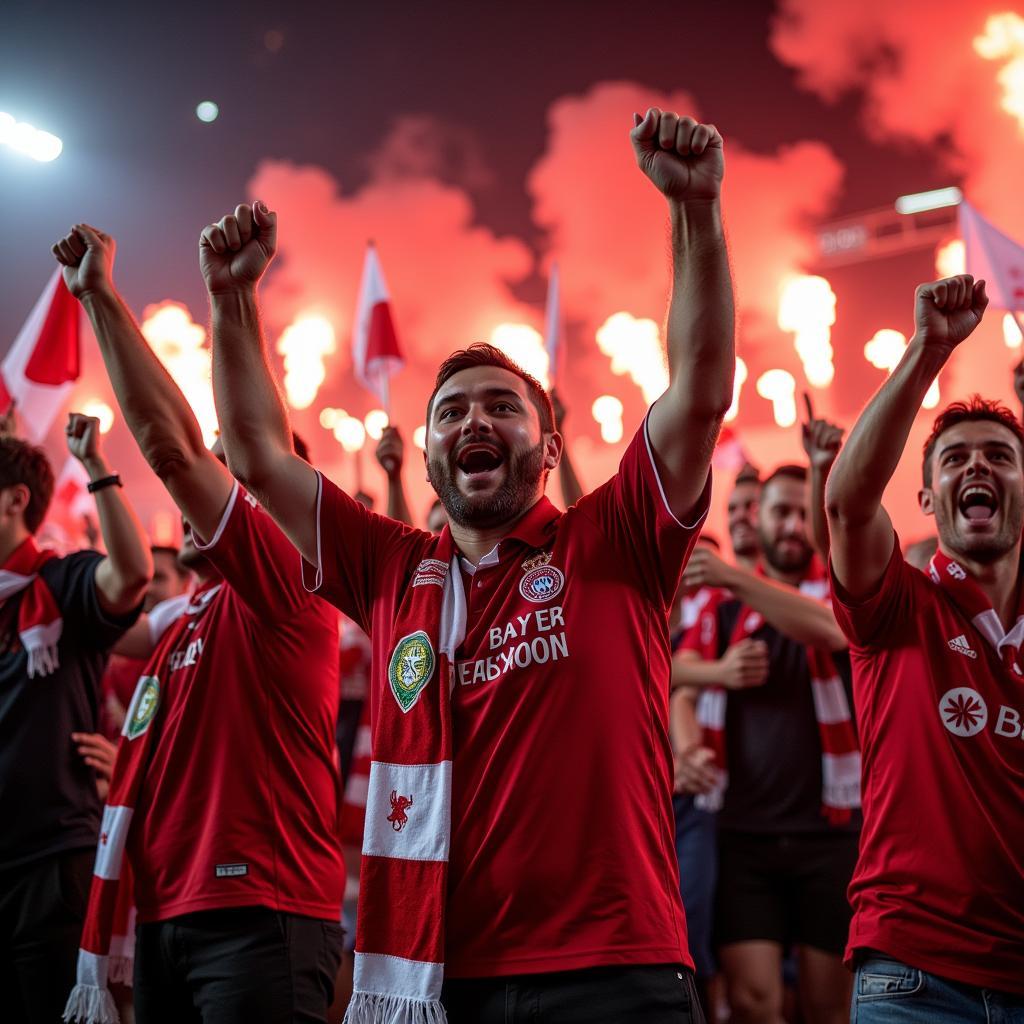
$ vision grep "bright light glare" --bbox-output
[335,416,366,453]
[413,426,427,450]
[320,407,344,430]
[591,395,624,444]
[0,111,62,162]
[725,356,748,423]
[756,369,797,427]
[595,312,669,404]
[196,101,219,123]
[364,409,389,440]
[864,329,939,408]
[489,323,550,389]
[894,187,962,215]
[975,13,1024,131]
[81,400,115,434]
[935,239,966,278]
[276,315,335,410]
[1004,313,1024,349]
[778,276,836,388]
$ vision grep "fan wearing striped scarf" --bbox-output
[676,464,860,1022]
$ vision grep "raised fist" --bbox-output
[800,393,844,471]
[200,202,277,295]
[630,109,724,203]
[65,413,104,466]
[375,425,404,478]
[913,274,988,353]
[52,224,116,300]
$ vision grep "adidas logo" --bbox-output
[948,634,978,659]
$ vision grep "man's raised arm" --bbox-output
[201,203,319,565]
[826,275,988,598]
[634,109,735,521]
[52,225,233,542]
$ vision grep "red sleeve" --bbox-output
[191,481,321,621]
[300,472,428,634]
[829,532,917,648]
[574,412,711,611]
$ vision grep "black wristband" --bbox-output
[87,473,122,494]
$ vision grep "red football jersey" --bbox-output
[305,422,707,977]
[129,483,344,923]
[831,536,1024,994]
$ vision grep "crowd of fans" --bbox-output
[1,109,1021,1024]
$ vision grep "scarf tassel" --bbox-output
[343,993,447,1024]
[63,983,119,1024]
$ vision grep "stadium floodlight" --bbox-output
[196,101,219,123]
[894,187,962,215]
[0,111,63,162]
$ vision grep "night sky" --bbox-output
[1,0,1018,539]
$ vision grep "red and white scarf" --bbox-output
[0,536,60,677]
[693,565,860,824]
[929,549,1024,676]
[344,532,462,1024]
[65,583,221,1024]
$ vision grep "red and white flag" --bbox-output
[1,270,81,442]
[959,201,1024,311]
[352,243,404,411]
[544,262,562,385]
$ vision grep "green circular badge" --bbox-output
[126,676,160,740]
[388,631,435,713]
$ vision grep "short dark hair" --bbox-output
[150,544,189,575]
[761,463,807,492]
[426,344,555,435]
[0,437,54,534]
[734,462,761,487]
[922,395,1024,486]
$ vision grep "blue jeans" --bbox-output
[673,794,717,979]
[852,957,1024,1023]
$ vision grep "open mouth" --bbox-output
[455,443,504,477]
[958,484,998,523]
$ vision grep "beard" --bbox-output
[760,529,814,575]
[934,501,1024,565]
[428,438,546,529]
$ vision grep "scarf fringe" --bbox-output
[343,993,447,1024]
[27,639,60,678]
[63,983,119,1024]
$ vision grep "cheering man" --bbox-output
[52,225,344,1024]
[827,274,1024,1019]
[205,108,733,1023]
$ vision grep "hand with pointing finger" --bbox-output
[200,202,278,296]
[630,108,724,203]
[800,393,844,472]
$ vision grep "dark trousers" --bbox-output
[441,963,706,1023]
[0,847,93,1024]
[134,906,344,1024]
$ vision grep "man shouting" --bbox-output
[205,109,734,1023]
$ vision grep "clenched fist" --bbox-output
[720,638,770,690]
[200,201,277,295]
[630,109,724,203]
[65,413,104,468]
[375,425,404,479]
[913,274,988,353]
[52,224,116,300]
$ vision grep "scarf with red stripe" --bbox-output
[929,549,1024,676]
[64,582,221,1024]
[344,531,461,1024]
[693,563,860,824]
[0,536,60,677]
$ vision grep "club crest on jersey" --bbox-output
[520,561,565,603]
[388,631,435,713]
[387,790,414,831]
[126,676,160,740]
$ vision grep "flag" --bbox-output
[544,262,561,385]
[959,201,1024,311]
[1,270,81,443]
[352,243,404,411]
